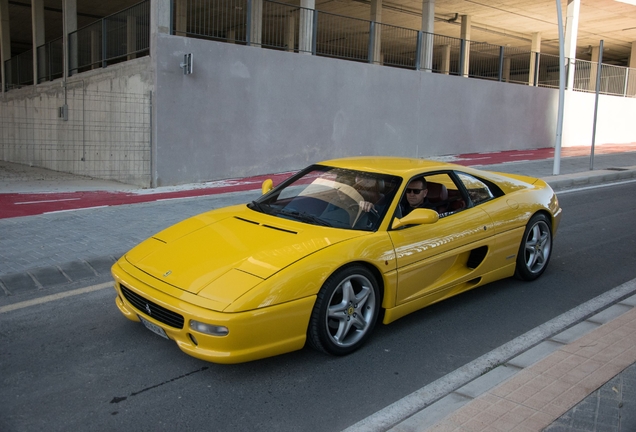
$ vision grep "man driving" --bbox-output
[400,178,436,216]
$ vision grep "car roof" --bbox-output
[317,156,462,177]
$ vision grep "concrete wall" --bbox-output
[0,57,153,187]
[155,34,565,186]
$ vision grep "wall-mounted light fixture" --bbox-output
[180,53,193,75]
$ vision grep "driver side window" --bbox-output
[396,172,466,219]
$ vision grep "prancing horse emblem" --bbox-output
[145,303,152,315]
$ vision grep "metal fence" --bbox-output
[4,50,34,90]
[36,37,64,83]
[170,0,636,97]
[68,0,150,76]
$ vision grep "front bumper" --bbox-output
[112,261,315,364]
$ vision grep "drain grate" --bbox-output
[606,167,628,171]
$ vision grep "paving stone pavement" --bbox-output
[545,362,636,432]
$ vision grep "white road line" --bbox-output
[15,198,81,205]
[557,178,636,194]
[44,205,109,214]
[0,282,113,314]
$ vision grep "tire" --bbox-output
[515,213,553,281]
[308,265,380,356]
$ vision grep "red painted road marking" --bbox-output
[2,145,635,219]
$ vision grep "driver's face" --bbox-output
[406,180,427,207]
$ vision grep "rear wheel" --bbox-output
[308,265,380,356]
[515,214,552,281]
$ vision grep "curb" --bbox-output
[542,166,636,190]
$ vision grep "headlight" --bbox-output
[189,320,229,336]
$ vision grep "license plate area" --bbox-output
[139,315,169,340]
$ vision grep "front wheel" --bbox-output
[307,265,380,356]
[515,214,553,281]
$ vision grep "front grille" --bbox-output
[120,284,185,329]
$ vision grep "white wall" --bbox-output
[154,35,570,186]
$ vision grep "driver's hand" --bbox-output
[359,201,375,213]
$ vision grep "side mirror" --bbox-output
[261,179,274,195]
[392,208,439,229]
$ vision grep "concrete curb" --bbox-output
[542,166,636,190]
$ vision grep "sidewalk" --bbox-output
[2,144,636,432]
[387,284,636,432]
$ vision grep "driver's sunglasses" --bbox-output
[406,188,424,194]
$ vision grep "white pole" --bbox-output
[553,0,565,176]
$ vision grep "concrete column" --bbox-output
[174,0,187,36]
[249,0,262,46]
[32,0,45,84]
[150,0,171,188]
[284,15,295,52]
[90,29,100,69]
[564,0,580,90]
[1,0,11,93]
[528,32,541,86]
[420,0,434,71]
[460,15,471,77]
[628,41,636,96]
[503,57,511,82]
[370,0,382,64]
[589,45,600,91]
[441,44,450,74]
[299,0,315,54]
[63,0,77,78]
[127,15,137,60]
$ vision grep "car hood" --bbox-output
[125,205,366,296]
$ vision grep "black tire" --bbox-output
[307,265,380,356]
[515,213,553,281]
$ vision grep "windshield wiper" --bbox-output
[275,209,333,227]
[248,201,271,214]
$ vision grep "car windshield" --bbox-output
[249,165,401,231]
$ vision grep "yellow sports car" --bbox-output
[111,157,562,364]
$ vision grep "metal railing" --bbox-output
[170,0,636,98]
[36,37,64,83]
[4,50,34,90]
[68,0,150,76]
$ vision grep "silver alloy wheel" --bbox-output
[325,274,377,348]
[523,219,552,274]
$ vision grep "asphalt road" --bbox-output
[1,181,636,432]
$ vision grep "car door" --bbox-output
[388,171,495,305]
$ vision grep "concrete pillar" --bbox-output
[528,32,541,86]
[370,0,382,64]
[249,0,262,46]
[174,0,187,36]
[299,0,315,54]
[564,0,580,90]
[460,15,471,77]
[32,0,45,84]
[90,29,100,69]
[441,44,450,74]
[284,15,295,52]
[589,45,600,91]
[227,29,236,44]
[503,57,511,83]
[150,0,171,188]
[420,0,434,71]
[1,0,11,93]
[628,41,636,96]
[127,15,137,60]
[63,0,77,78]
